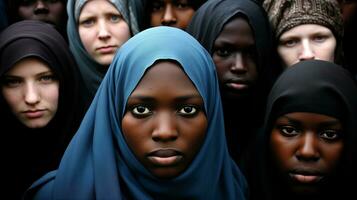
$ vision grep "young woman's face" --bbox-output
[78,0,130,66]
[121,61,207,179]
[212,16,258,100]
[278,24,337,68]
[150,0,195,29]
[1,57,59,128]
[18,0,66,29]
[270,112,344,195]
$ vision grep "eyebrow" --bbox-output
[128,94,203,102]
[4,70,53,78]
[281,116,341,127]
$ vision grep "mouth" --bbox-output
[147,149,183,167]
[96,45,117,54]
[22,109,46,119]
[289,170,324,184]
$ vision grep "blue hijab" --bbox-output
[26,27,247,200]
[67,0,141,105]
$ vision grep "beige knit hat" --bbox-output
[263,0,343,40]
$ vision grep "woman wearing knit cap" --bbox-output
[263,0,344,69]
[245,60,357,200]
[67,0,142,107]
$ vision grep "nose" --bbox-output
[24,82,40,105]
[98,20,111,40]
[33,0,49,15]
[161,4,177,26]
[230,53,248,74]
[152,111,178,142]
[295,133,320,162]
[298,40,315,61]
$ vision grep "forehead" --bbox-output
[5,57,50,76]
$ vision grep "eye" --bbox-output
[313,35,328,43]
[279,38,299,47]
[151,1,164,11]
[39,75,57,83]
[174,1,190,9]
[214,48,231,57]
[320,130,342,141]
[178,105,197,116]
[131,105,152,117]
[109,14,122,23]
[80,18,95,27]
[279,126,299,137]
[1,77,22,88]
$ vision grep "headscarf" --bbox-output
[67,0,141,104]
[186,0,281,162]
[251,60,357,200]
[186,0,280,96]
[0,20,84,199]
[26,26,248,200]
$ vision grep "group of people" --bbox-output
[0,0,356,199]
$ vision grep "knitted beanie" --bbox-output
[263,0,343,40]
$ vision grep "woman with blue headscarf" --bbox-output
[25,27,248,200]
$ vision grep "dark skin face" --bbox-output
[17,0,66,29]
[149,0,195,29]
[212,16,258,100]
[121,61,207,179]
[270,112,344,196]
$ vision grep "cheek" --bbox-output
[322,142,344,170]
[1,88,21,112]
[45,84,60,112]
[179,114,207,149]
[150,13,162,26]
[121,115,149,155]
[79,28,95,53]
[270,131,295,170]
[112,23,131,43]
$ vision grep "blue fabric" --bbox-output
[27,26,248,200]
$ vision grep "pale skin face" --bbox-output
[1,57,59,129]
[270,112,344,195]
[150,0,195,29]
[18,0,66,28]
[78,0,131,66]
[277,24,337,68]
[121,61,207,179]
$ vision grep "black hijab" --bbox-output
[0,20,85,199]
[186,0,281,162]
[250,60,357,200]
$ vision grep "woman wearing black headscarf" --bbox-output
[0,20,85,199]
[247,60,357,200]
[186,0,281,163]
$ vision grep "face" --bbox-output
[121,61,207,179]
[78,0,131,66]
[18,0,66,28]
[278,24,337,68]
[338,0,357,25]
[212,16,258,100]
[1,57,59,128]
[150,0,195,29]
[270,112,344,195]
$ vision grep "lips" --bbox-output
[96,45,117,54]
[23,110,45,119]
[147,149,183,166]
[225,78,250,90]
[289,170,324,184]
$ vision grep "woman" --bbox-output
[25,26,248,200]
[263,0,344,68]
[0,20,85,199]
[186,0,280,163]
[143,0,206,30]
[67,0,141,106]
[247,60,357,200]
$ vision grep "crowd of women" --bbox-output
[0,0,356,199]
